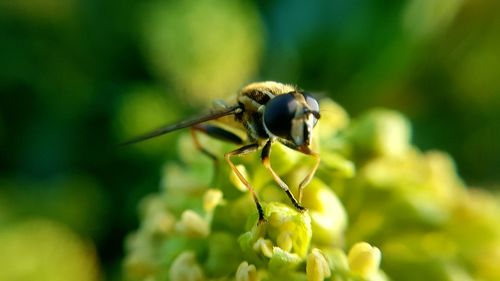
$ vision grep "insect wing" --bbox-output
[118,104,241,146]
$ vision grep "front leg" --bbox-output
[261,139,306,212]
[297,151,320,203]
[277,139,320,203]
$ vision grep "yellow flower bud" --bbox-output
[203,189,224,213]
[169,251,205,281]
[348,109,411,158]
[253,238,274,258]
[144,211,175,236]
[348,242,381,279]
[264,202,312,258]
[236,261,259,281]
[306,248,331,281]
[175,210,210,238]
[301,179,347,246]
[277,231,293,252]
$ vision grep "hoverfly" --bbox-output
[120,81,321,222]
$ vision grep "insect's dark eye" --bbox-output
[263,93,296,138]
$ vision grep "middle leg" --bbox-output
[224,143,266,222]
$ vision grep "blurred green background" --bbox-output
[0,0,499,280]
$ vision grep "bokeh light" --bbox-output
[140,0,263,104]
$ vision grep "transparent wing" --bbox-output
[118,104,242,146]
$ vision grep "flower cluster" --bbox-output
[124,99,500,281]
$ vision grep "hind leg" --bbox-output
[190,124,244,182]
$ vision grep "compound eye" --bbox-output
[263,93,297,138]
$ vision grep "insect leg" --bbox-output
[224,143,265,222]
[191,124,244,160]
[195,124,244,145]
[261,140,307,212]
[297,152,320,203]
[191,124,245,184]
[191,126,218,161]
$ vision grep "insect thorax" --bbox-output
[236,82,298,142]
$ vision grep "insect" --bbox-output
[120,81,321,222]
